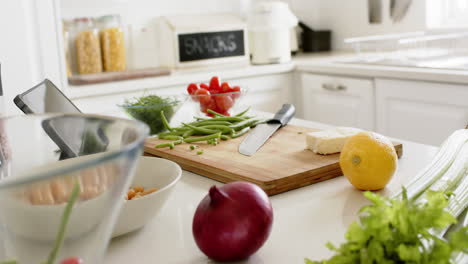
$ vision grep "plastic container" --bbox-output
[247,1,298,64]
[73,17,103,74]
[97,15,127,72]
[344,31,425,63]
[127,24,159,70]
[0,113,148,263]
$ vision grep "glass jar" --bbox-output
[97,15,126,72]
[62,20,72,77]
[73,17,103,74]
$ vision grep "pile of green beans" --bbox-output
[155,108,265,149]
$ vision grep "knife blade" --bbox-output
[238,104,295,156]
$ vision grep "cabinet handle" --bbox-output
[322,83,347,91]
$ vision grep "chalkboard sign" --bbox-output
[178,30,245,62]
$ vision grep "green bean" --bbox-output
[252,119,269,127]
[46,182,80,264]
[155,139,182,149]
[184,132,221,143]
[160,111,173,132]
[190,145,197,150]
[157,131,185,138]
[197,150,204,155]
[234,107,251,117]
[232,127,251,138]
[207,109,227,117]
[230,118,261,131]
[199,125,233,133]
[156,142,174,148]
[158,135,183,141]
[207,138,218,145]
[173,127,192,132]
[182,123,218,134]
[194,116,246,122]
[182,129,195,138]
[220,135,230,141]
[189,121,232,127]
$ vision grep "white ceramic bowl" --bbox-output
[112,156,182,237]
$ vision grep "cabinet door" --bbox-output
[300,73,375,130]
[376,79,468,146]
[237,73,293,113]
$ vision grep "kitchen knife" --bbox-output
[239,104,295,156]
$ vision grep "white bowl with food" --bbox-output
[112,156,182,237]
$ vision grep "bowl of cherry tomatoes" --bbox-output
[186,76,247,117]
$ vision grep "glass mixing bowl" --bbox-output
[119,95,185,135]
[0,113,148,264]
[185,88,248,118]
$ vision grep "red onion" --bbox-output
[60,257,83,264]
[192,181,273,262]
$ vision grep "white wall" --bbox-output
[0,0,42,115]
[285,0,321,29]
[284,0,427,50]
[60,0,244,26]
[0,0,64,116]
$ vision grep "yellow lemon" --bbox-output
[339,131,398,191]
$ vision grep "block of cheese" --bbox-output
[306,127,363,155]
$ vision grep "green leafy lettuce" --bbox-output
[306,190,468,264]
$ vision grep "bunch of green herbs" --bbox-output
[123,95,178,135]
[306,190,468,264]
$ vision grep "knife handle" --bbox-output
[269,104,296,127]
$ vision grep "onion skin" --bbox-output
[192,182,273,262]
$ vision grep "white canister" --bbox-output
[247,1,298,65]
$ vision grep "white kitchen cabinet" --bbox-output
[299,73,375,130]
[375,79,468,146]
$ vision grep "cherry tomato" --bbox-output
[209,76,221,93]
[201,98,218,116]
[215,94,234,113]
[230,86,241,100]
[220,82,231,93]
[200,83,209,90]
[60,257,83,264]
[186,83,198,95]
[194,88,211,105]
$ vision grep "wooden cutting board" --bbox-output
[144,125,403,196]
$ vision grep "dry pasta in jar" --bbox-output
[73,17,103,74]
[98,15,126,72]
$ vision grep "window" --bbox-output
[427,0,468,28]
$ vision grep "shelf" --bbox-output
[65,62,295,99]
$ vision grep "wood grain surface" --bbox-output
[144,125,403,196]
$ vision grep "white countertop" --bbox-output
[104,117,438,264]
[294,52,468,85]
